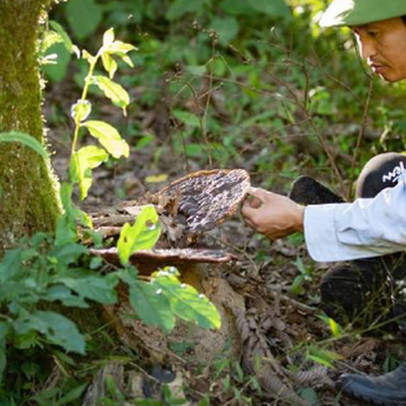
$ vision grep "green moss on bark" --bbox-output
[0,0,62,252]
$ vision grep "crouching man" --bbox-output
[242,1,406,405]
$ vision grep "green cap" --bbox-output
[320,0,406,27]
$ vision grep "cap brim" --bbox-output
[319,0,406,27]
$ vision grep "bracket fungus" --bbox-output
[152,168,251,235]
[91,247,234,268]
[91,168,251,268]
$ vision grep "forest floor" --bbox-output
[43,71,406,406]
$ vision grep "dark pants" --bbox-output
[291,153,406,332]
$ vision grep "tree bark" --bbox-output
[0,0,61,252]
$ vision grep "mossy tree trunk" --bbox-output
[0,0,61,252]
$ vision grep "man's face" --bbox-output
[352,17,406,82]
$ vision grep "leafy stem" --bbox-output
[68,28,134,200]
[71,55,98,156]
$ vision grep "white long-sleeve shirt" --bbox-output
[304,172,406,262]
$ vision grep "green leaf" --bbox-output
[55,183,78,247]
[65,0,103,40]
[53,350,76,366]
[71,100,92,123]
[13,329,41,350]
[210,17,240,43]
[290,275,305,295]
[172,110,201,128]
[117,205,160,265]
[104,40,137,55]
[59,383,88,405]
[101,28,122,79]
[135,134,155,151]
[34,388,60,404]
[49,20,80,57]
[101,52,118,79]
[41,30,64,55]
[298,387,319,405]
[306,345,342,369]
[129,280,175,333]
[52,243,89,265]
[168,341,195,356]
[0,131,48,158]
[115,53,134,68]
[103,28,115,47]
[0,322,10,384]
[42,286,88,308]
[309,86,336,116]
[185,143,204,158]
[54,270,118,305]
[82,120,129,159]
[329,318,343,337]
[90,256,103,269]
[152,270,221,330]
[77,209,94,229]
[13,311,86,354]
[70,146,109,200]
[166,0,205,20]
[101,39,137,70]
[220,0,256,15]
[42,42,72,82]
[115,267,139,285]
[0,246,24,284]
[92,76,130,114]
[246,0,291,18]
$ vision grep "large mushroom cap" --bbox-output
[155,169,250,235]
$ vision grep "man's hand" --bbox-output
[241,187,305,240]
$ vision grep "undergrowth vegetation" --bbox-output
[2,0,406,405]
[46,0,406,196]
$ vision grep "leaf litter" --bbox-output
[83,167,392,406]
[46,116,397,405]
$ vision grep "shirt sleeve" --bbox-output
[303,172,406,262]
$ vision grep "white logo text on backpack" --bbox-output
[382,161,406,184]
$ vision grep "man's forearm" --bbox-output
[304,174,406,262]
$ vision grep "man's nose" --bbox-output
[358,38,377,59]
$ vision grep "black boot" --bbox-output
[319,258,395,332]
[337,362,406,405]
[288,175,344,205]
